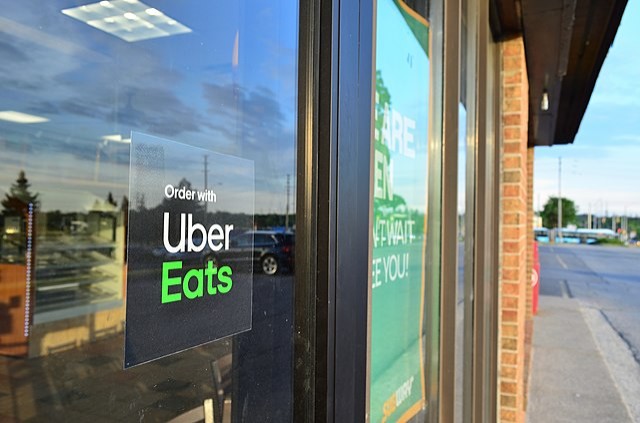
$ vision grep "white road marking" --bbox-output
[556,255,569,269]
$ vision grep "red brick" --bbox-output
[501,394,517,408]
[503,141,521,154]
[504,85,522,99]
[502,337,518,351]
[502,268,520,283]
[503,241,520,254]
[503,184,521,197]
[501,381,517,395]
[503,98,522,113]
[499,36,529,422]
[501,408,517,422]
[504,127,521,140]
[503,40,523,57]
[502,310,518,323]
[503,227,522,240]
[502,352,517,365]
[503,282,520,296]
[502,296,519,310]
[503,212,522,225]
[502,254,520,267]
[503,56,521,72]
[503,199,525,212]
[501,365,517,379]
[502,323,519,337]
[504,155,522,169]
[503,112,522,125]
[504,71,523,85]
[503,170,521,183]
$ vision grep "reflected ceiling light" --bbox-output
[102,134,131,143]
[0,111,49,124]
[145,8,162,16]
[61,0,191,43]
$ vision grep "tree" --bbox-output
[2,170,40,215]
[540,196,577,228]
[106,192,117,208]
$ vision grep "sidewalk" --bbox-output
[527,294,633,423]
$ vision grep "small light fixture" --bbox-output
[540,89,549,111]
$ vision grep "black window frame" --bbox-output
[294,0,374,420]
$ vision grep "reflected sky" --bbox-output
[375,0,429,211]
[0,0,297,214]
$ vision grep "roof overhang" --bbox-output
[490,0,627,147]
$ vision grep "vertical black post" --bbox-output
[295,0,374,420]
[334,0,374,420]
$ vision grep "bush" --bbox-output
[592,238,625,246]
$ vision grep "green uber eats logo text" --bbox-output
[162,260,233,303]
[160,212,235,304]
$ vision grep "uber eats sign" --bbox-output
[160,213,234,304]
[125,133,254,368]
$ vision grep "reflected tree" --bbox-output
[1,170,40,215]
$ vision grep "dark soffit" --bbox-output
[490,0,627,147]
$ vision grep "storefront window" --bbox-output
[369,0,430,421]
[0,1,298,420]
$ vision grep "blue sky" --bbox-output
[534,0,640,217]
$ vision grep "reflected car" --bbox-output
[204,230,294,275]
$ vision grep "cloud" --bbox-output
[202,83,295,213]
[0,40,28,62]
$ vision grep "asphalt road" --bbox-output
[532,244,640,422]
[539,244,640,364]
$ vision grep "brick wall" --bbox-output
[523,146,535,408]
[498,37,530,423]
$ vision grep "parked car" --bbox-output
[204,230,294,275]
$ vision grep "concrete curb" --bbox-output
[581,305,640,422]
[527,295,631,423]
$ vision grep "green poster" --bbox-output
[370,0,429,422]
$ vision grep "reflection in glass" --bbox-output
[0,0,297,420]
[455,102,467,423]
[369,0,430,421]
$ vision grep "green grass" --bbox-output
[592,238,625,246]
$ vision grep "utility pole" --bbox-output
[558,157,563,243]
[285,174,290,231]
[204,155,208,222]
[624,206,628,240]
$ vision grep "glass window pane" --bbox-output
[369,0,430,421]
[0,1,298,420]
